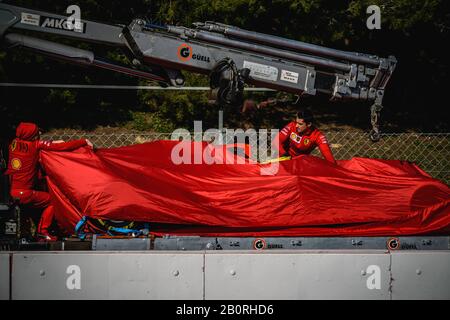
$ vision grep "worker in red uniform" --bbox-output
[5,122,93,241]
[274,109,336,164]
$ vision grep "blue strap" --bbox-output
[75,216,88,240]
[108,226,142,236]
[75,216,147,238]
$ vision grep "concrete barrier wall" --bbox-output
[10,252,204,300]
[204,251,391,300]
[0,253,10,300]
[1,250,449,300]
[390,251,450,300]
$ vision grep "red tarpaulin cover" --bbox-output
[40,141,450,237]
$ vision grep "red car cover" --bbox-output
[39,141,450,237]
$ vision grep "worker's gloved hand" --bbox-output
[85,139,94,149]
[241,99,257,113]
[257,98,278,109]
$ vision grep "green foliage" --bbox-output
[135,73,214,131]
[126,111,176,132]
[1,0,449,136]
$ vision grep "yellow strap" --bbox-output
[260,156,291,164]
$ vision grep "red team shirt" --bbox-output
[6,123,87,190]
[275,121,336,164]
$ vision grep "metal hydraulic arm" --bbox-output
[0,3,397,140]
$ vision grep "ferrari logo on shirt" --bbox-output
[304,138,310,146]
[290,132,301,143]
[11,158,22,170]
[11,140,17,152]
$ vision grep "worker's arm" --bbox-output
[316,134,336,164]
[272,123,293,157]
[38,139,90,151]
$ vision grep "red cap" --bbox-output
[16,122,39,141]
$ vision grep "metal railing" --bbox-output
[42,131,450,184]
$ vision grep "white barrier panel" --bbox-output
[12,252,204,300]
[0,254,10,300]
[8,250,450,299]
[204,250,391,300]
[391,251,450,300]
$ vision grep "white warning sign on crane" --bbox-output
[280,70,299,84]
[21,13,40,26]
[243,61,278,82]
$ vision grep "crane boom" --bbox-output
[0,3,397,140]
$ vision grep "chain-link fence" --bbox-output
[42,131,450,184]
